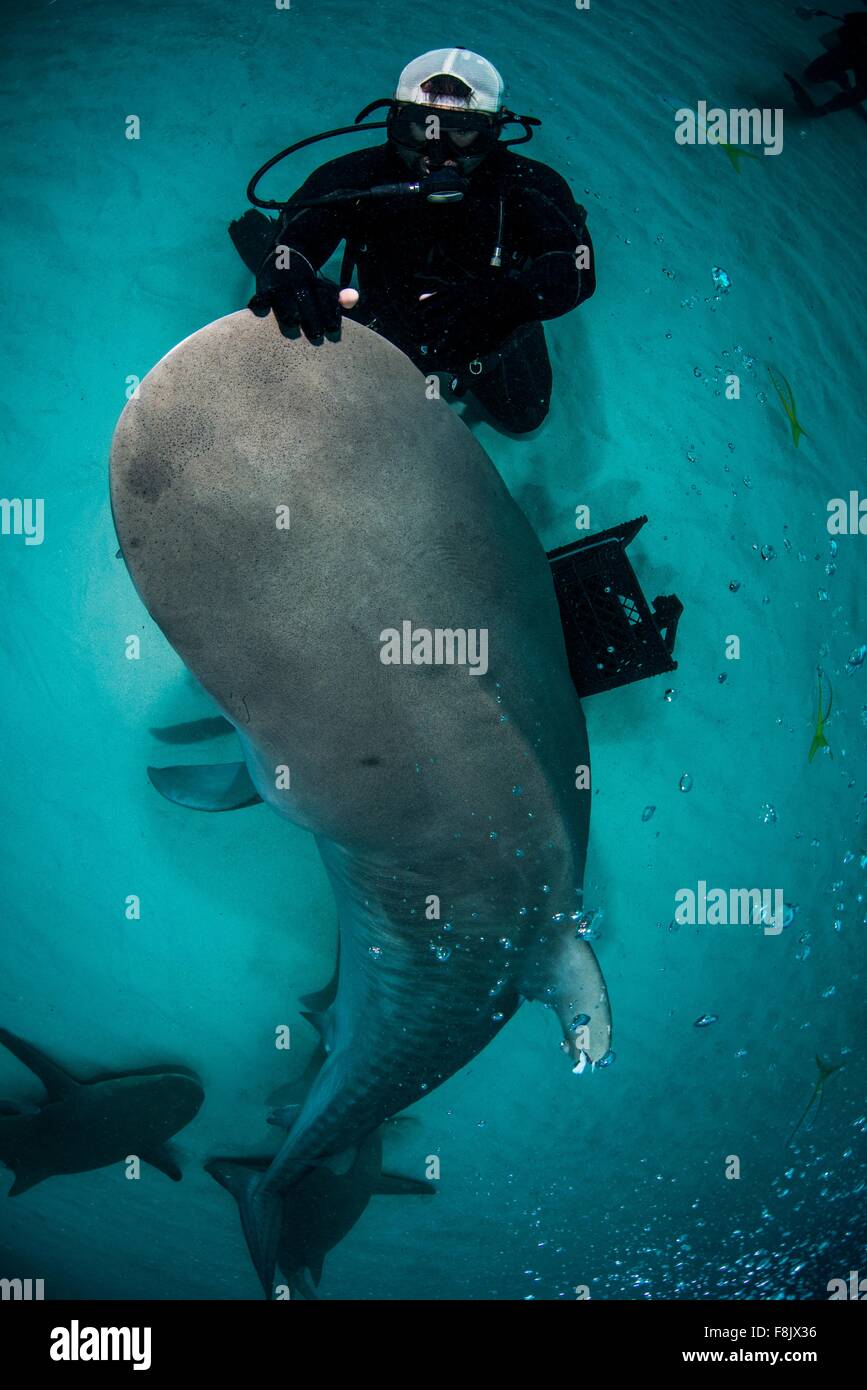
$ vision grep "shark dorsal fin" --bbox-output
[0,1028,79,1101]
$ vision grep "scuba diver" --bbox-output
[230,48,595,434]
[785,8,867,118]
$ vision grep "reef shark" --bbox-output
[0,1026,203,1193]
[209,1127,433,1298]
[109,309,612,1294]
[208,961,434,1297]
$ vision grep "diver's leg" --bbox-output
[468,321,552,434]
[812,82,867,111]
[787,73,867,113]
[803,47,851,85]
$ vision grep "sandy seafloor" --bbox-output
[1,0,865,1300]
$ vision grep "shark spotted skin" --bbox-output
[0,1027,203,1193]
[110,310,612,1293]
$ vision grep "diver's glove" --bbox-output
[419,274,538,362]
[249,245,341,340]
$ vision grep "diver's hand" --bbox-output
[249,245,346,340]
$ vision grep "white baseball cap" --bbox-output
[395,48,505,114]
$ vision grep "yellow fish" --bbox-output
[717,140,762,174]
[768,366,809,448]
[697,115,762,173]
[787,1055,842,1147]
[808,672,833,763]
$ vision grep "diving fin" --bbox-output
[0,1027,80,1101]
[229,209,277,276]
[374,1171,435,1197]
[784,73,818,116]
[147,761,263,811]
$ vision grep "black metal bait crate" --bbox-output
[547,516,683,698]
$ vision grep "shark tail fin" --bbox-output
[205,1159,283,1298]
[290,1267,322,1300]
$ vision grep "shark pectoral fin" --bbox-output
[140,1143,183,1182]
[522,936,613,1071]
[150,716,235,744]
[204,1159,282,1298]
[0,1027,80,1101]
[267,1103,302,1131]
[8,1166,45,1197]
[374,1171,435,1196]
[0,1100,39,1116]
[147,761,263,811]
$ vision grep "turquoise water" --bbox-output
[1,0,866,1300]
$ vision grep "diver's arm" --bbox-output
[509,171,596,320]
[267,188,345,271]
[516,229,595,318]
[250,160,357,337]
[259,145,390,272]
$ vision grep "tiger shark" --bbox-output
[109,309,612,1294]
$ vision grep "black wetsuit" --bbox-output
[786,12,867,117]
[257,142,595,433]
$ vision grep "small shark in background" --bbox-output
[207,962,435,1297]
[0,1026,204,1194]
[208,1126,433,1299]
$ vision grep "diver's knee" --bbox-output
[503,397,550,433]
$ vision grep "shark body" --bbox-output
[0,1026,203,1194]
[110,311,612,1292]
